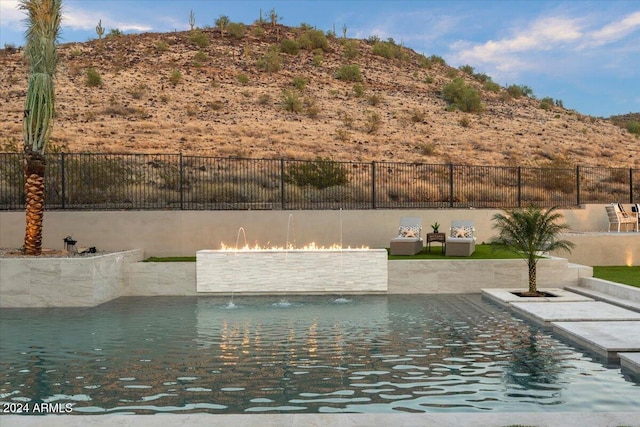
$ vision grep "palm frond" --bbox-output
[20,0,62,153]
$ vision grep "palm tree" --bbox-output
[20,0,62,255]
[491,206,574,296]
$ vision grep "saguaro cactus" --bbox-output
[96,19,104,39]
[189,10,195,31]
[20,0,62,255]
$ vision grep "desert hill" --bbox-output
[1,22,638,168]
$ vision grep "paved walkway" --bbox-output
[482,287,640,372]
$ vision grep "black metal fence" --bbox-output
[1,152,637,210]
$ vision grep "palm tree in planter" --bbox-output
[20,0,62,255]
[491,206,574,296]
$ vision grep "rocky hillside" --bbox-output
[1,23,638,168]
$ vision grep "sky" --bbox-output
[1,0,639,117]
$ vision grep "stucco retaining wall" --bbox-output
[2,205,635,266]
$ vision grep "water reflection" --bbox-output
[1,295,638,414]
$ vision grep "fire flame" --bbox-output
[219,242,368,251]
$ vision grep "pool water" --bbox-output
[1,294,638,414]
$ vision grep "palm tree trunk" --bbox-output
[23,151,45,255]
[528,260,537,294]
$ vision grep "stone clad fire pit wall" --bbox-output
[0,250,143,307]
[196,249,388,293]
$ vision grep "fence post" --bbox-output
[517,167,521,208]
[179,152,184,210]
[449,163,454,208]
[60,152,66,209]
[576,165,580,206]
[371,161,376,209]
[630,168,634,204]
[280,159,285,210]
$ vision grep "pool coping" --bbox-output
[3,412,640,427]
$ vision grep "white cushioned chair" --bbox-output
[445,220,476,256]
[390,217,423,255]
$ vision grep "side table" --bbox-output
[426,232,446,254]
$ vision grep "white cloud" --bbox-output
[0,0,24,24]
[584,11,640,47]
[61,4,152,32]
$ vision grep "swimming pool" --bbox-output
[1,294,638,414]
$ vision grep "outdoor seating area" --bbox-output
[389,217,423,255]
[445,220,476,256]
[390,217,477,257]
[606,203,638,232]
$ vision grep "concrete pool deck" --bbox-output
[483,287,640,369]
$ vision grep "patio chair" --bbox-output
[390,217,423,255]
[606,204,637,232]
[445,220,476,256]
[632,203,640,232]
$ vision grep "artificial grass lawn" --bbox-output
[593,266,640,288]
[387,244,521,260]
[144,256,196,262]
[144,244,520,263]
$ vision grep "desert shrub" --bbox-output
[506,84,533,98]
[304,97,320,118]
[539,97,554,110]
[154,41,169,53]
[257,93,272,105]
[292,76,307,91]
[280,38,300,55]
[459,64,474,75]
[298,29,328,51]
[459,116,470,128]
[353,83,365,97]
[129,83,147,100]
[472,72,491,83]
[189,30,210,48]
[237,73,249,84]
[372,40,397,59]
[256,45,282,72]
[335,128,351,142]
[281,89,303,112]
[367,94,383,106]
[539,158,575,194]
[194,50,208,63]
[106,28,123,38]
[483,80,501,93]
[226,22,246,39]
[418,142,435,156]
[417,54,432,68]
[626,121,640,137]
[429,55,446,66]
[335,64,362,82]
[442,78,482,112]
[411,109,426,123]
[364,111,382,133]
[169,70,182,86]
[343,40,359,59]
[312,51,323,66]
[285,157,349,189]
[85,68,102,87]
[252,26,265,38]
[424,75,434,84]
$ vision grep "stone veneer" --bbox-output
[0,250,143,307]
[196,249,388,293]
[0,252,592,307]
